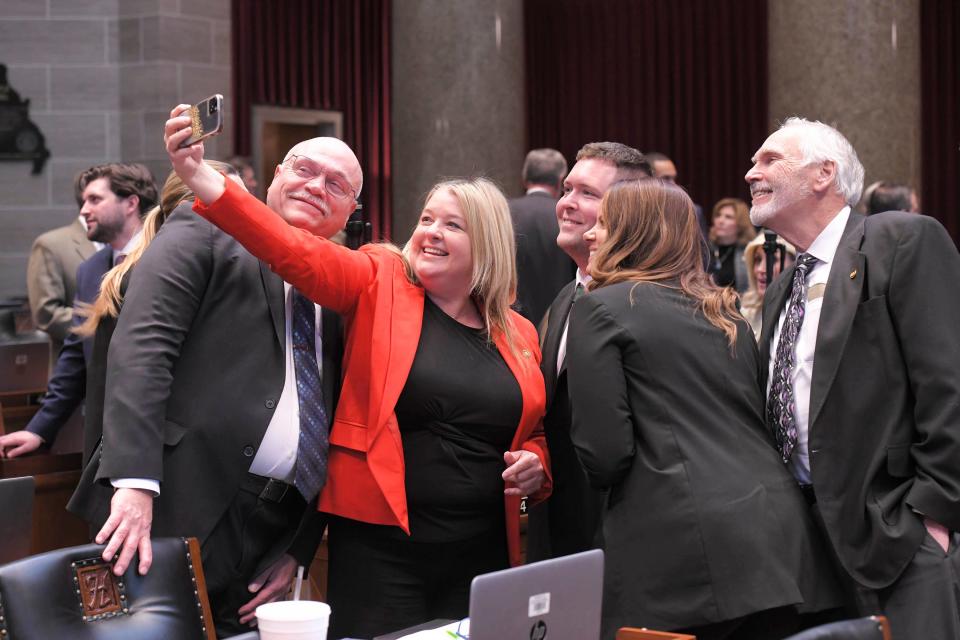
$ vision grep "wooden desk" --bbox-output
[0,452,90,555]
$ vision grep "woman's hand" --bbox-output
[502,450,545,496]
[162,105,226,204]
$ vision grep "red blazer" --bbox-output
[196,180,552,566]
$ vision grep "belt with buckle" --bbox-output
[244,473,295,504]
[799,483,817,506]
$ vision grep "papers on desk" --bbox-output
[396,618,468,639]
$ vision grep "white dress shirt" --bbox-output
[766,206,850,483]
[114,281,324,495]
[557,269,592,375]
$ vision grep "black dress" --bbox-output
[327,297,523,639]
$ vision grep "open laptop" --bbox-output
[0,476,35,564]
[468,549,604,640]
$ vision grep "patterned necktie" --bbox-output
[291,289,330,501]
[767,253,818,463]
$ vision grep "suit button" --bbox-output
[242,445,255,457]
[265,399,276,409]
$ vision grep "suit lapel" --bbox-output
[808,214,866,430]
[71,218,95,261]
[758,266,793,389]
[259,261,285,348]
[540,281,576,406]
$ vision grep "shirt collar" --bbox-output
[114,229,143,262]
[805,206,850,266]
[575,268,592,288]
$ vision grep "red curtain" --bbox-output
[525,0,767,213]
[232,0,392,240]
[921,0,959,244]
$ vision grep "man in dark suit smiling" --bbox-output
[749,118,960,639]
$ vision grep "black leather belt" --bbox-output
[799,483,817,506]
[243,473,297,504]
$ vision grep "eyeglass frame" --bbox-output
[281,154,358,201]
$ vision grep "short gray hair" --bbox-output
[779,117,864,207]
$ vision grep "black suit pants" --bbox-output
[326,516,508,640]
[202,474,306,638]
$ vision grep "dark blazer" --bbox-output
[509,192,576,326]
[759,211,960,589]
[568,281,842,635]
[24,247,112,446]
[68,203,342,567]
[525,280,606,562]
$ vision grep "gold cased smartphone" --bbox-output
[178,94,224,148]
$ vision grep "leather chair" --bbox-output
[783,615,891,640]
[0,537,215,640]
[617,629,697,640]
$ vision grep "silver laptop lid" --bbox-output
[0,476,35,564]
[469,549,603,640]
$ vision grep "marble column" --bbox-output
[392,0,526,240]
[768,0,921,200]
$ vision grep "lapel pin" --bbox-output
[849,269,857,279]
[522,349,532,358]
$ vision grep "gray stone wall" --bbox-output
[0,0,231,300]
[392,0,526,242]
[768,0,921,204]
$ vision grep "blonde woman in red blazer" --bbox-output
[164,107,552,638]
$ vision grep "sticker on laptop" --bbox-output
[528,592,550,617]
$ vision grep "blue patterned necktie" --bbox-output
[291,289,330,501]
[767,253,818,463]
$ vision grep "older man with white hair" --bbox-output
[747,118,960,638]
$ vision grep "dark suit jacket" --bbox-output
[525,280,605,562]
[68,203,342,567]
[24,247,111,446]
[568,281,842,635]
[759,211,960,589]
[509,192,576,326]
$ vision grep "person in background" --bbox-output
[2,163,157,459]
[164,104,551,639]
[708,197,754,292]
[227,155,259,195]
[569,179,843,639]
[25,172,106,366]
[509,148,575,326]
[739,232,796,338]
[645,150,708,237]
[866,181,913,215]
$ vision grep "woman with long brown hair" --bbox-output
[567,179,843,639]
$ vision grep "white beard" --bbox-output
[749,178,812,228]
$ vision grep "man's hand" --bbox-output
[0,431,43,458]
[237,554,299,625]
[502,450,545,496]
[924,517,951,553]
[96,488,154,575]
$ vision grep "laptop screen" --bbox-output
[468,549,604,640]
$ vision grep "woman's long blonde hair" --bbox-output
[399,177,521,356]
[590,179,742,347]
[75,161,238,336]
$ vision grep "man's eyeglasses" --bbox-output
[283,155,356,201]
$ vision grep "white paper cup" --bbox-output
[256,600,331,640]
